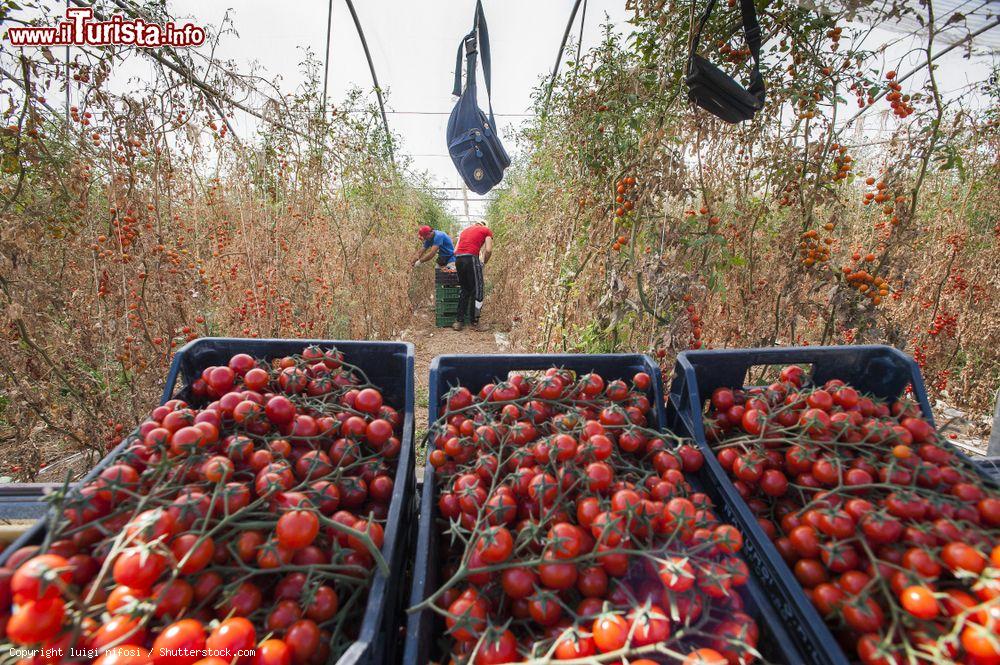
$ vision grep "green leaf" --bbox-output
[1,154,20,175]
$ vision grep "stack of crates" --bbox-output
[434,269,460,327]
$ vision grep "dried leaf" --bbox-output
[6,303,25,324]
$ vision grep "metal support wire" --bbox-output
[571,0,588,90]
[543,0,585,113]
[343,0,394,163]
[322,0,334,118]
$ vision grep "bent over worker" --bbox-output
[452,221,493,331]
[413,225,456,269]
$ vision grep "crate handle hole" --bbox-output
[744,363,816,388]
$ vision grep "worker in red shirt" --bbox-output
[452,221,493,331]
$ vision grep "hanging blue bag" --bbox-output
[447,0,510,195]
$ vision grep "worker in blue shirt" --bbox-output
[412,225,456,268]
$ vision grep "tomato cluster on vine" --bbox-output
[0,346,403,665]
[683,295,703,350]
[612,177,638,252]
[420,368,764,664]
[703,365,1000,664]
[883,71,914,119]
[799,227,833,268]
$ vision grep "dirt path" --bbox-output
[397,300,515,441]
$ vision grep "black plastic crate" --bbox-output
[435,269,460,286]
[404,353,803,665]
[0,484,60,520]
[975,456,1000,485]
[665,344,996,665]
[0,337,416,665]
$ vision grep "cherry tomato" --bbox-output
[152,618,206,665]
[275,510,320,551]
[899,585,938,620]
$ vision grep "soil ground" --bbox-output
[396,299,518,465]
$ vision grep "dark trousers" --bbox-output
[455,254,483,324]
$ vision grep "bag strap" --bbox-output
[690,0,765,104]
[451,0,498,125]
[475,0,495,122]
[453,29,477,97]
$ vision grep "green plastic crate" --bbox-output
[435,312,457,327]
[435,285,460,301]
[434,284,461,327]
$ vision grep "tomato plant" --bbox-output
[480,0,1000,422]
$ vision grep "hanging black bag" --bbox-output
[447,0,510,195]
[686,0,766,123]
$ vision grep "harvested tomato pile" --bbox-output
[0,347,402,664]
[418,368,763,664]
[703,366,1000,664]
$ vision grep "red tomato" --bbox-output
[538,550,577,590]
[591,613,630,653]
[446,593,487,642]
[632,372,652,391]
[660,557,695,592]
[474,629,518,664]
[500,567,537,600]
[713,524,743,554]
[546,522,583,560]
[113,549,167,590]
[7,597,65,645]
[11,555,71,603]
[682,648,728,665]
[629,605,670,646]
[152,579,194,618]
[91,615,148,652]
[806,390,833,411]
[206,617,255,663]
[275,510,320,551]
[842,599,885,633]
[475,526,514,564]
[940,542,986,574]
[305,585,339,622]
[284,619,320,665]
[354,388,384,414]
[899,585,939,620]
[152,619,206,665]
[584,462,614,493]
[962,623,1000,660]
